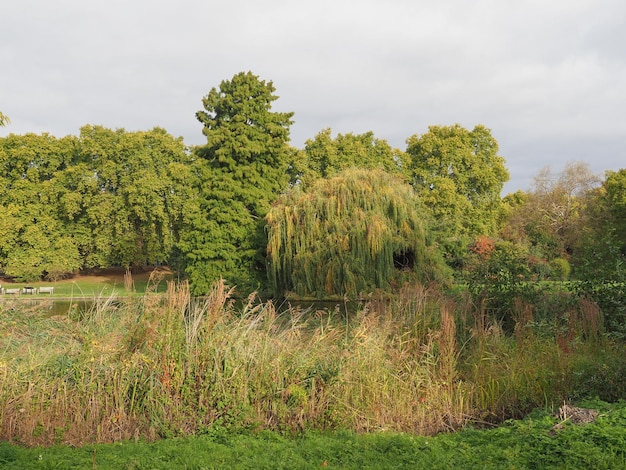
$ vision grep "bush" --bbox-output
[570,343,626,401]
[573,281,626,339]
[549,258,571,281]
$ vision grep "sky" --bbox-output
[1,0,625,193]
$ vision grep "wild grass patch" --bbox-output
[0,279,624,447]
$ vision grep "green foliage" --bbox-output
[266,168,450,298]
[0,133,83,280]
[300,128,408,183]
[0,127,192,280]
[465,240,582,331]
[178,71,295,295]
[75,125,193,268]
[550,257,571,281]
[4,407,626,470]
[605,169,626,252]
[0,111,8,127]
[572,169,626,282]
[571,344,626,402]
[504,162,602,278]
[573,280,626,339]
[467,239,530,289]
[406,124,509,266]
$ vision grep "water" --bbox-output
[2,298,367,317]
[1,299,95,316]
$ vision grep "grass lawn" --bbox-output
[0,267,175,298]
[1,400,625,469]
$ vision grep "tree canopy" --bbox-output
[406,124,509,264]
[266,168,450,298]
[0,127,192,281]
[572,168,626,281]
[505,161,600,262]
[178,71,295,295]
[7,71,626,295]
[297,128,408,184]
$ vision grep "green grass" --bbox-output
[0,268,174,297]
[2,400,625,469]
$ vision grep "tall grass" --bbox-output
[0,279,622,446]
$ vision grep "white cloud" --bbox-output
[1,0,624,192]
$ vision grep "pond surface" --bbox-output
[2,299,96,316]
[2,298,369,317]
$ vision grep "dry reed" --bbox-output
[0,280,618,445]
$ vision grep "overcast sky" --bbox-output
[2,0,624,193]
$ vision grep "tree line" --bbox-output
[1,72,624,297]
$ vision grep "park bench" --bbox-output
[38,286,54,294]
[4,288,20,295]
[22,286,36,294]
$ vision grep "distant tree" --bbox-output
[509,162,600,263]
[299,128,408,184]
[573,168,626,281]
[0,133,81,280]
[406,124,509,265]
[0,212,82,282]
[531,161,599,254]
[604,169,626,256]
[266,168,450,298]
[0,126,192,279]
[178,72,294,294]
[74,125,193,268]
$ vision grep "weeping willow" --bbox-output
[266,168,449,298]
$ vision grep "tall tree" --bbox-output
[605,169,626,257]
[532,161,599,249]
[178,72,294,294]
[406,124,509,265]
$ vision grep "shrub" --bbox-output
[549,258,571,281]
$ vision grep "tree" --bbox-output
[178,72,294,294]
[507,161,600,264]
[604,169,626,258]
[531,161,600,254]
[573,168,626,281]
[0,126,192,279]
[406,124,509,265]
[299,128,408,184]
[0,133,82,280]
[74,125,193,268]
[266,168,450,298]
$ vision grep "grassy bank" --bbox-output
[1,279,625,448]
[0,267,174,298]
[2,400,625,469]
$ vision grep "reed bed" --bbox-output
[0,278,621,446]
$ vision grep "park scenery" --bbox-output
[1,73,626,468]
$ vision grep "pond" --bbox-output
[1,299,96,317]
[1,297,370,318]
